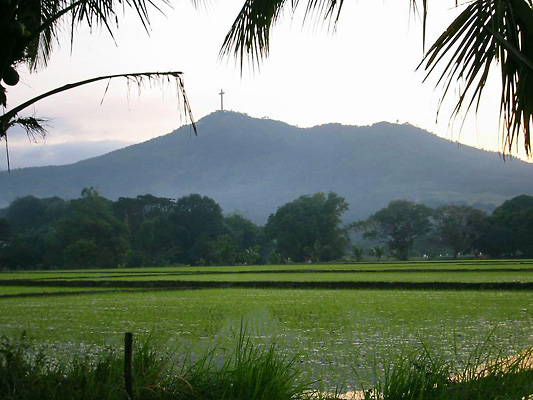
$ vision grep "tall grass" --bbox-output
[0,331,531,400]
[0,330,318,400]
[364,340,533,400]
[0,334,126,399]
[168,324,313,400]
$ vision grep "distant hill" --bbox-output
[1,111,532,223]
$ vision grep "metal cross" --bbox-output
[219,89,225,111]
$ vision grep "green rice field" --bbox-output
[48,270,531,283]
[2,259,533,281]
[1,260,532,390]
[0,286,130,296]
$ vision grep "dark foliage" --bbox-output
[356,200,433,261]
[265,192,349,262]
[480,195,533,257]
[2,191,533,270]
[432,205,488,259]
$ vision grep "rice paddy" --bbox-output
[1,260,532,391]
[0,286,125,296]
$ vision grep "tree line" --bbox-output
[0,190,532,270]
[353,198,533,261]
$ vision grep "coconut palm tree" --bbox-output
[221,0,533,155]
[0,0,195,169]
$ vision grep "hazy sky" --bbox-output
[3,0,525,169]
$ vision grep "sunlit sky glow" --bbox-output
[3,0,528,169]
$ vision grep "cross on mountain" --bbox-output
[219,89,225,111]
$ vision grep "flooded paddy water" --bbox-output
[0,287,531,391]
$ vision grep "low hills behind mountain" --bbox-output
[1,111,531,223]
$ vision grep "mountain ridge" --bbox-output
[1,111,531,223]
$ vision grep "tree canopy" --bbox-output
[356,200,433,261]
[265,192,349,262]
[1,192,533,269]
[432,205,488,259]
[488,194,533,257]
[52,191,130,268]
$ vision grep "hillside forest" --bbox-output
[1,190,532,270]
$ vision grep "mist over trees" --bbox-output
[355,197,533,260]
[2,112,532,225]
[1,191,533,270]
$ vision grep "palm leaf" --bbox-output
[221,0,533,155]
[0,71,196,153]
[1,116,48,172]
[9,0,172,71]
[6,116,48,142]
[419,0,533,155]
[220,0,288,69]
[220,0,346,69]
[221,0,437,67]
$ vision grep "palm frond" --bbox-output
[0,116,48,172]
[28,0,65,70]
[221,0,433,67]
[220,0,344,68]
[220,0,433,68]
[0,71,196,143]
[20,0,172,71]
[221,0,533,155]
[419,0,533,155]
[220,0,288,69]
[6,116,48,142]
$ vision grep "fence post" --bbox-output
[124,332,134,400]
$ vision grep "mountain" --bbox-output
[1,111,532,223]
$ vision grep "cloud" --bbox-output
[0,140,132,170]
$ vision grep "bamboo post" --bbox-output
[124,332,134,400]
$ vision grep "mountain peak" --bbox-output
[1,114,531,223]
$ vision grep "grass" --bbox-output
[1,261,532,392]
[370,342,533,400]
[2,261,533,291]
[69,270,533,283]
[0,329,314,400]
[1,288,532,389]
[1,331,531,400]
[1,260,533,281]
[0,286,129,296]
